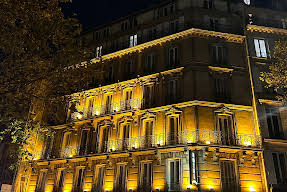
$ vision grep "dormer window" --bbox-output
[129,34,137,47]
[204,0,213,9]
[95,46,102,58]
[244,0,250,5]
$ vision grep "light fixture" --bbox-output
[249,186,256,192]
[206,141,211,145]
[76,112,83,120]
[209,186,214,191]
[245,141,252,146]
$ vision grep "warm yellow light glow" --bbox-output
[105,189,109,192]
[209,186,214,190]
[187,185,192,189]
[206,141,211,144]
[95,111,100,115]
[76,113,83,119]
[245,141,252,146]
[69,154,73,157]
[249,186,256,192]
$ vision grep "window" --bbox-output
[214,78,230,102]
[139,162,152,190]
[168,47,178,68]
[144,120,154,147]
[95,166,105,191]
[166,80,177,105]
[273,153,287,184]
[211,45,226,65]
[210,18,219,31]
[204,0,213,9]
[220,160,239,192]
[62,132,71,157]
[100,126,110,153]
[168,159,181,191]
[95,46,102,58]
[105,94,113,114]
[42,135,52,159]
[36,170,48,191]
[129,34,137,47]
[266,108,282,139]
[122,124,130,150]
[56,169,65,191]
[282,19,287,29]
[254,39,268,58]
[79,130,89,155]
[169,20,179,34]
[217,114,235,146]
[87,98,94,118]
[108,65,114,82]
[144,54,155,74]
[125,60,134,77]
[244,0,250,5]
[74,168,85,191]
[115,165,127,191]
[124,90,133,110]
[20,176,28,192]
[189,151,198,184]
[143,85,154,109]
[168,116,179,145]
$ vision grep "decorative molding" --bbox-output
[258,99,283,106]
[247,24,287,35]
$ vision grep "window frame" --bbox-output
[167,158,182,191]
[254,38,268,58]
[129,34,138,47]
[272,152,287,184]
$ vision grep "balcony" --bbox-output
[39,130,261,160]
[71,98,142,121]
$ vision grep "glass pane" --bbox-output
[259,39,267,58]
[254,39,261,57]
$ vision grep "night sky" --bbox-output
[66,0,166,30]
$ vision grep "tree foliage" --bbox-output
[260,40,287,101]
[0,0,95,165]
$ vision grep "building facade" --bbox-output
[13,0,287,192]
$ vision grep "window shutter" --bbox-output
[179,16,185,31]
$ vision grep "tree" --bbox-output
[260,39,287,101]
[0,0,98,169]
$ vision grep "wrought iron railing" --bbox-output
[41,130,262,160]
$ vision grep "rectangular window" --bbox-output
[129,34,137,47]
[282,19,287,29]
[74,168,84,191]
[189,151,197,184]
[144,54,155,74]
[143,85,153,109]
[62,132,71,157]
[125,60,134,77]
[20,176,28,192]
[254,38,268,58]
[139,162,152,190]
[100,126,110,153]
[56,169,65,191]
[87,98,94,118]
[122,124,130,150]
[168,116,179,145]
[95,46,102,58]
[116,165,127,191]
[211,45,225,65]
[166,80,177,105]
[273,153,287,184]
[217,115,235,146]
[266,108,282,139]
[169,20,179,34]
[144,121,153,148]
[220,160,239,192]
[124,90,133,110]
[95,166,105,190]
[105,94,113,114]
[168,159,181,191]
[79,130,89,156]
[204,0,213,9]
[210,18,219,31]
[42,135,52,159]
[168,47,178,68]
[214,78,230,102]
[37,170,48,191]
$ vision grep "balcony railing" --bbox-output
[71,98,142,121]
[41,130,261,160]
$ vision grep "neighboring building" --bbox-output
[13,0,287,192]
[241,0,287,191]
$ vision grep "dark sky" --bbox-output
[66,0,165,30]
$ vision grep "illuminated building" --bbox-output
[14,0,287,191]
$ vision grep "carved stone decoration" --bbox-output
[214,105,233,115]
[165,106,182,116]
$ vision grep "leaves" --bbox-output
[260,40,287,101]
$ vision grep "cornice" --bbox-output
[258,99,283,106]
[247,24,287,36]
[78,28,244,68]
